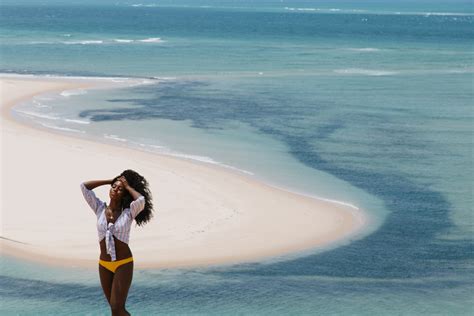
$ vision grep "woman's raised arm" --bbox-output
[81,180,111,214]
[83,179,114,190]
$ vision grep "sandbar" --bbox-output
[0,75,366,269]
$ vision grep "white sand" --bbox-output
[0,75,366,269]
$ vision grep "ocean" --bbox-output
[1,0,473,314]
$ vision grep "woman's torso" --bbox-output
[99,237,132,261]
[98,207,134,261]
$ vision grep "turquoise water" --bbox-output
[1,1,473,315]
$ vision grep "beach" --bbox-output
[0,75,365,269]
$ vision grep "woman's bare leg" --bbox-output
[99,264,114,304]
[110,261,134,316]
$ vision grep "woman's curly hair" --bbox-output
[112,169,154,227]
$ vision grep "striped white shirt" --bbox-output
[80,183,146,261]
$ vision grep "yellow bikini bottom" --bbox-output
[99,257,134,273]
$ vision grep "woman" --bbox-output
[80,169,153,316]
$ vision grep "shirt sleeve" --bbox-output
[130,196,146,219]
[80,183,104,215]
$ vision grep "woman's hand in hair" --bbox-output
[118,175,143,201]
[118,175,131,190]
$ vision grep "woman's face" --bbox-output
[109,180,125,201]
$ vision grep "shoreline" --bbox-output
[0,74,367,270]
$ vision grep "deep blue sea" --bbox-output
[1,0,473,314]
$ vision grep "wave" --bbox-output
[29,38,165,45]
[333,67,473,76]
[15,109,91,125]
[138,37,163,43]
[165,151,255,175]
[284,7,364,13]
[97,136,254,175]
[334,68,398,76]
[218,163,254,176]
[60,89,87,97]
[144,144,164,149]
[104,134,128,142]
[345,48,382,52]
[416,11,474,17]
[131,3,159,7]
[285,7,348,12]
[283,7,474,16]
[405,67,474,75]
[285,7,318,12]
[63,40,104,45]
[16,109,61,121]
[113,39,134,43]
[443,68,474,74]
[1,72,163,100]
[64,118,90,125]
[28,41,55,45]
[40,123,85,133]
[167,152,220,164]
[32,100,52,109]
[151,76,177,81]
[133,143,255,175]
[104,37,166,44]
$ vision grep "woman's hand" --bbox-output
[118,175,131,190]
[118,175,143,200]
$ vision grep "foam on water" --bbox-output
[60,89,87,97]
[166,152,255,175]
[131,3,159,7]
[334,68,398,76]
[345,47,382,52]
[113,39,134,43]
[416,11,474,16]
[103,133,128,142]
[64,118,90,125]
[132,141,256,175]
[283,7,474,16]
[138,37,164,43]
[28,38,166,45]
[40,122,85,133]
[16,109,61,121]
[32,99,52,109]
[0,72,153,85]
[63,40,104,45]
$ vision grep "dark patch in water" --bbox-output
[248,132,473,278]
